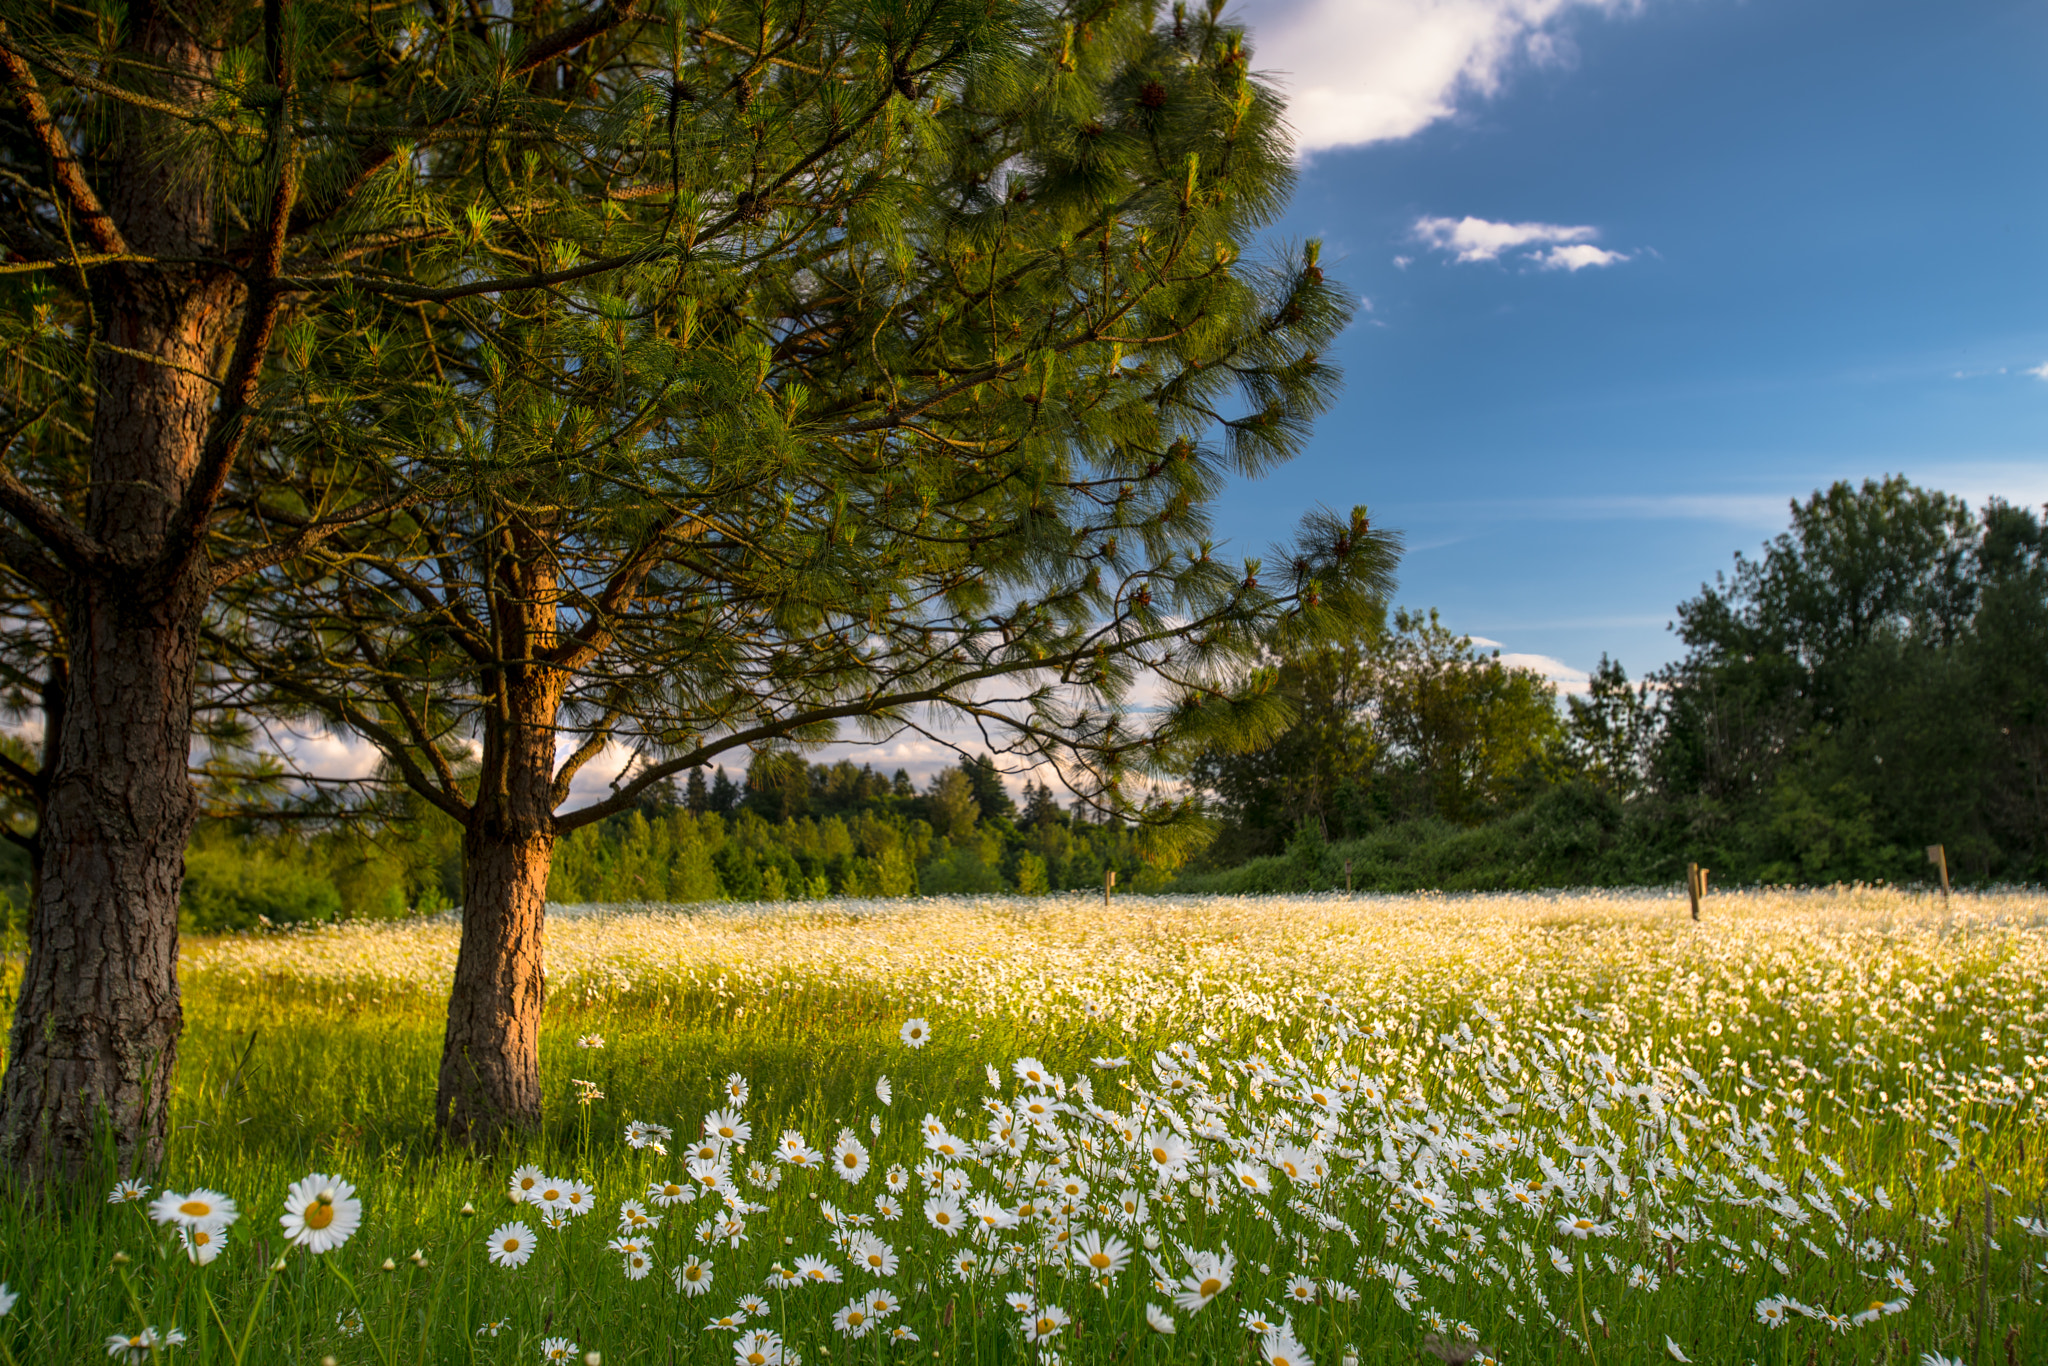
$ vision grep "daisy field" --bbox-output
[0,888,2043,1364]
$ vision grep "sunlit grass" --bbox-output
[2,888,2045,1364]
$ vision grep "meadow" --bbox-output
[1,888,2044,1365]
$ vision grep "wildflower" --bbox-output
[705,1109,752,1146]
[833,1133,871,1182]
[1548,1245,1573,1274]
[1555,1213,1612,1240]
[1020,1306,1070,1343]
[1885,1267,1917,1295]
[737,1296,770,1318]
[1261,1328,1313,1366]
[1172,1249,1235,1313]
[558,1180,598,1216]
[336,1308,365,1336]
[649,1178,694,1207]
[1228,1160,1273,1196]
[924,1195,964,1234]
[874,1195,902,1221]
[876,1076,893,1106]
[0,1283,14,1317]
[1755,1297,1791,1328]
[1073,1230,1132,1278]
[621,1247,653,1280]
[675,1258,713,1295]
[795,1255,842,1285]
[1664,1338,1691,1362]
[723,1073,751,1106]
[1093,1056,1130,1069]
[1143,1129,1192,1175]
[849,1232,898,1277]
[706,1311,748,1331]
[900,1018,930,1048]
[967,1194,1017,1231]
[1145,1304,1176,1334]
[280,1174,361,1254]
[179,1225,226,1265]
[734,1330,784,1366]
[107,1180,149,1205]
[889,1325,920,1343]
[487,1221,537,1268]
[1284,1275,1317,1304]
[866,1290,900,1317]
[104,1328,186,1362]
[541,1338,579,1362]
[1013,1057,1053,1087]
[148,1189,237,1232]
[833,1299,877,1338]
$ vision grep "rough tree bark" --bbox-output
[435,550,564,1144]
[0,4,234,1181]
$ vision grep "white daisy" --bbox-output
[280,1173,361,1254]
[148,1189,237,1232]
[899,1018,930,1049]
[486,1221,536,1268]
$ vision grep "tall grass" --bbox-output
[1,889,2043,1365]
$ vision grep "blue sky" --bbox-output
[1223,0,2048,688]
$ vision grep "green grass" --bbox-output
[1,889,2044,1366]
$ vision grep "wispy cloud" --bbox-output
[2026,361,2048,380]
[1414,215,1633,270]
[1231,0,1642,155]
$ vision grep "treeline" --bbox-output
[18,474,2035,938]
[138,752,1171,933]
[1184,477,2048,891]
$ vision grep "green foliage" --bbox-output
[1185,477,2048,892]
[180,848,343,933]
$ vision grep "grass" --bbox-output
[1,887,2045,1366]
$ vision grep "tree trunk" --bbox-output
[0,5,234,1182]
[435,547,565,1144]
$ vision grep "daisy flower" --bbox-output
[107,1180,149,1205]
[875,1076,893,1106]
[280,1173,361,1254]
[866,1290,900,1317]
[540,1337,578,1361]
[832,1299,877,1338]
[557,1179,598,1216]
[104,1328,186,1362]
[923,1195,964,1235]
[1662,1339,1691,1363]
[1172,1249,1235,1313]
[510,1166,545,1202]
[478,1321,509,1338]
[1227,1160,1272,1196]
[1013,1058,1053,1088]
[723,1073,751,1107]
[1145,1304,1176,1334]
[617,1200,658,1233]
[706,1311,747,1332]
[1073,1230,1132,1278]
[648,1178,694,1208]
[833,1133,871,1182]
[1284,1275,1317,1304]
[704,1110,752,1146]
[873,1195,902,1221]
[622,1247,654,1280]
[0,1283,17,1317]
[1021,1306,1070,1343]
[849,1232,898,1277]
[675,1258,714,1295]
[889,1326,919,1344]
[179,1225,226,1265]
[899,1018,930,1049]
[487,1221,537,1268]
[794,1255,841,1285]
[737,1295,770,1318]
[734,1330,784,1366]
[1262,1327,1313,1366]
[148,1189,236,1231]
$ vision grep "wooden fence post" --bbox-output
[1104,868,1115,908]
[1686,863,1708,920]
[1345,859,1353,894]
[1926,844,1950,905]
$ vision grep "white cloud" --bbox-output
[1497,651,1592,695]
[1536,242,1630,271]
[1231,0,1640,154]
[1414,214,1596,263]
[2026,361,2048,380]
[1413,215,1633,271]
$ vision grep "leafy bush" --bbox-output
[181,848,343,932]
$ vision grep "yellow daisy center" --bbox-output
[303,1194,336,1229]
[1151,1148,1169,1164]
[843,1154,859,1168]
[502,1238,521,1252]
[1089,1252,1112,1269]
[178,1200,211,1218]
[1198,1277,1222,1296]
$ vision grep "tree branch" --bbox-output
[0,27,127,255]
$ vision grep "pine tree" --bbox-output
[203,0,1395,1141]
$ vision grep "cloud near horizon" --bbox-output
[1230,0,1642,154]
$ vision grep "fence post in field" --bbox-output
[1686,863,1708,920]
[1926,844,1950,905]
[1104,868,1115,908]
[1345,859,1353,894]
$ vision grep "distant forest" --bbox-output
[4,474,2036,932]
